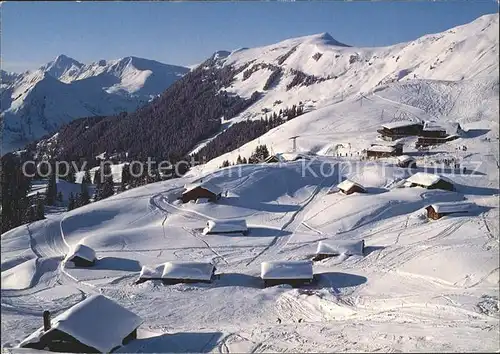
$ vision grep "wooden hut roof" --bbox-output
[397,155,416,163]
[336,179,365,192]
[280,152,311,161]
[423,121,447,132]
[367,145,396,153]
[161,261,215,281]
[183,181,222,196]
[261,261,313,280]
[202,219,248,234]
[19,295,143,353]
[428,201,475,214]
[405,172,449,187]
[316,239,365,256]
[381,120,422,129]
[64,244,96,264]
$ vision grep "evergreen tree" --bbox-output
[57,191,63,203]
[82,169,92,184]
[35,193,45,220]
[36,162,50,180]
[129,163,143,188]
[27,204,36,223]
[66,164,76,183]
[68,193,75,211]
[153,166,162,183]
[289,105,297,119]
[95,164,115,201]
[93,167,102,185]
[1,153,32,233]
[242,157,248,164]
[120,164,131,191]
[248,144,270,163]
[45,168,57,206]
[145,163,160,184]
[261,145,270,160]
[236,155,243,165]
[79,180,91,206]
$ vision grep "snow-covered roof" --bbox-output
[183,181,222,196]
[265,154,287,163]
[428,201,476,214]
[381,120,422,130]
[261,261,314,280]
[316,240,365,256]
[19,295,143,353]
[203,219,248,234]
[371,141,404,147]
[423,121,447,132]
[161,261,215,281]
[405,172,448,187]
[138,265,164,279]
[337,179,365,192]
[367,145,396,153]
[280,152,311,162]
[64,244,96,263]
[397,155,416,163]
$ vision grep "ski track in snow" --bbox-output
[245,178,329,266]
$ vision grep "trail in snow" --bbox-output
[245,179,329,266]
[182,227,229,265]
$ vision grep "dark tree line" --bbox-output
[195,120,269,163]
[276,46,298,65]
[248,144,270,163]
[241,62,283,91]
[67,171,91,211]
[1,153,45,234]
[94,164,115,201]
[286,69,332,91]
[195,104,305,163]
[263,68,283,91]
[219,144,270,167]
[45,170,57,205]
[312,52,323,61]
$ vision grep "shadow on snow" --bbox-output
[94,257,142,272]
[119,331,223,353]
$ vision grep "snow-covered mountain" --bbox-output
[220,13,497,120]
[186,13,498,164]
[38,54,85,82]
[25,14,499,163]
[1,55,189,152]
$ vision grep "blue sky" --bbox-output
[2,1,498,72]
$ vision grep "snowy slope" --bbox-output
[188,14,498,173]
[1,56,189,152]
[1,154,498,352]
[210,13,498,126]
